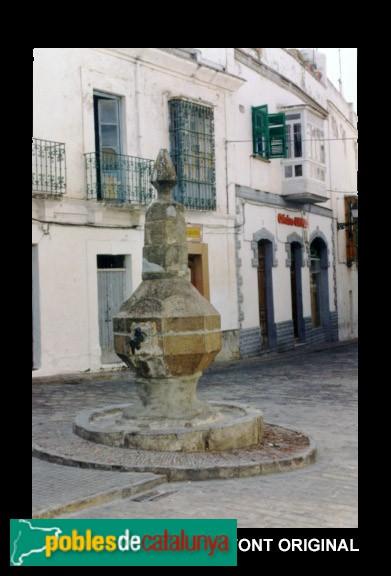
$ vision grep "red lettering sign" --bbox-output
[278,213,308,228]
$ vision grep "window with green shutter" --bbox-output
[169,98,216,211]
[252,105,287,159]
[252,105,269,158]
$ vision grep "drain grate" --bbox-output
[149,490,178,501]
[132,490,178,502]
[131,490,160,501]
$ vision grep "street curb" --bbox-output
[32,472,167,519]
[32,427,317,482]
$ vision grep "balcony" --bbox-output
[85,152,155,205]
[32,138,66,196]
[281,159,328,204]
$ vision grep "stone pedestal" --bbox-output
[122,373,215,420]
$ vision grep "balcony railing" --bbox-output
[32,138,66,196]
[85,152,155,205]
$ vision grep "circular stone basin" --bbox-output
[73,402,263,453]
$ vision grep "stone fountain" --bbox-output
[74,149,264,452]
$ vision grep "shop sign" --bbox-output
[277,213,308,228]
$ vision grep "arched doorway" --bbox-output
[257,239,275,349]
[290,241,304,340]
[309,237,330,328]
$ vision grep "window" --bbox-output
[94,93,121,158]
[344,197,358,266]
[252,105,287,159]
[286,114,302,158]
[282,108,327,195]
[169,98,216,210]
[283,113,303,178]
[308,163,325,182]
[285,166,293,178]
[97,255,125,269]
[93,92,123,201]
[305,121,326,181]
[307,124,325,164]
[341,127,347,155]
[332,117,338,138]
[295,165,303,177]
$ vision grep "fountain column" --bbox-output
[113,149,222,421]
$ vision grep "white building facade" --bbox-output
[32,48,357,376]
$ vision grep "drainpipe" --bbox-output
[135,59,142,157]
[224,91,230,214]
[328,116,339,323]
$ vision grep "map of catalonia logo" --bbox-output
[10,519,62,566]
[10,518,237,567]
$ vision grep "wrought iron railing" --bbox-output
[84,152,155,204]
[32,138,66,196]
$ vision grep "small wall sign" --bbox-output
[277,213,308,228]
[186,225,203,242]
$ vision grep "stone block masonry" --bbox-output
[304,312,339,345]
[240,327,261,357]
[275,320,295,352]
[330,311,339,341]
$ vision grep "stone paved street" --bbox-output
[32,459,166,518]
[32,341,358,527]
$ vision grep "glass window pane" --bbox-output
[256,136,267,157]
[315,128,321,162]
[295,164,303,177]
[101,125,119,149]
[99,99,118,124]
[316,167,325,181]
[293,123,302,157]
[286,124,292,158]
[285,166,293,178]
[307,123,312,159]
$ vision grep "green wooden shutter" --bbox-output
[252,105,269,158]
[268,112,287,158]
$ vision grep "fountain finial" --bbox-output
[151,149,178,200]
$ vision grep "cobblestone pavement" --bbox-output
[32,341,358,527]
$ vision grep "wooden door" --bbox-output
[98,268,126,364]
[290,248,299,338]
[257,242,268,348]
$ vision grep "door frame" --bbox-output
[257,239,276,349]
[32,245,41,370]
[97,266,126,364]
[187,242,210,300]
[289,241,305,341]
[309,235,331,332]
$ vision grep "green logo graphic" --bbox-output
[10,519,237,566]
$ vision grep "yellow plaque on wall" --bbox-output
[186,225,202,242]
